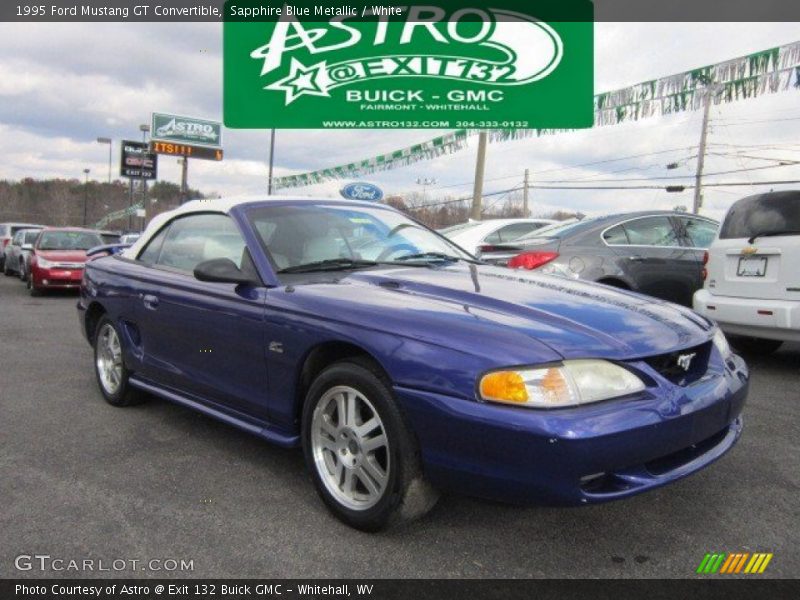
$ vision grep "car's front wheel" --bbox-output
[729,335,783,355]
[302,360,438,531]
[94,316,144,407]
[27,276,41,296]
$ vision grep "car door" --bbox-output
[133,213,270,420]
[607,215,697,306]
[674,215,719,297]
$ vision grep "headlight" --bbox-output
[36,257,53,269]
[712,329,732,359]
[479,359,646,408]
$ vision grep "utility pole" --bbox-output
[523,168,530,217]
[693,86,714,214]
[470,131,488,220]
[267,128,276,194]
[82,168,90,227]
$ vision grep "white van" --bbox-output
[694,191,800,354]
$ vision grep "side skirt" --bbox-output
[129,377,300,448]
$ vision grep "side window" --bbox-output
[485,223,540,244]
[137,225,171,265]
[12,231,23,245]
[622,217,679,247]
[602,225,629,245]
[680,218,718,248]
[156,214,247,274]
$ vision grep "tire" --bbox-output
[27,276,41,297]
[18,263,26,281]
[93,316,144,407]
[728,336,783,356]
[301,359,438,531]
[3,261,12,276]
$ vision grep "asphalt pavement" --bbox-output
[1,274,798,578]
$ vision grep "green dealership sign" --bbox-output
[223,1,594,129]
[151,112,223,148]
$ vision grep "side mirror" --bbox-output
[194,258,256,285]
[22,244,33,250]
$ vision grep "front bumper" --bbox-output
[31,267,83,289]
[395,354,748,505]
[694,289,800,342]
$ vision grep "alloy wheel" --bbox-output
[96,323,123,396]
[310,385,390,511]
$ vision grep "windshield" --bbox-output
[37,231,104,251]
[247,204,473,272]
[438,221,481,235]
[515,218,597,241]
[720,192,800,239]
[23,230,41,244]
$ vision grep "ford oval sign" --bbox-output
[340,182,384,202]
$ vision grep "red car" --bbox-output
[28,228,104,296]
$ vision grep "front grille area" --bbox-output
[644,341,712,386]
[644,426,729,476]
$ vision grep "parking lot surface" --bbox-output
[1,274,798,578]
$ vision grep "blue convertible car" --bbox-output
[78,197,748,530]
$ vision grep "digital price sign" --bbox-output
[150,141,224,161]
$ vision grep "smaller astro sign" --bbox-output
[340,182,384,202]
[151,113,222,148]
[151,140,224,161]
[120,141,158,179]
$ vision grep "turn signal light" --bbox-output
[703,251,709,265]
[479,371,528,403]
[508,251,559,270]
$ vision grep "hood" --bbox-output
[36,249,88,262]
[278,263,714,364]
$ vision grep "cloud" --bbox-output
[0,21,798,221]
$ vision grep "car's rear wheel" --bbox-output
[728,336,783,355]
[94,316,144,407]
[302,360,438,531]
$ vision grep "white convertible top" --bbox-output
[122,194,379,258]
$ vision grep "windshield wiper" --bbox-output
[395,252,482,264]
[277,258,379,274]
[747,230,800,243]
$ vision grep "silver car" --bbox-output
[3,228,43,280]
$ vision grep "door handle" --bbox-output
[627,256,646,262]
[142,294,159,310]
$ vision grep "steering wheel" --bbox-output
[376,243,417,261]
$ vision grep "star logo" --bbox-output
[265,59,330,105]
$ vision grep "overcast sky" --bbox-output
[0,21,798,221]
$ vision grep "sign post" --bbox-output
[150,113,223,204]
[120,140,158,230]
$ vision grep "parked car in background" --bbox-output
[78,197,746,531]
[694,191,800,354]
[0,222,45,269]
[120,233,141,245]
[439,218,557,255]
[98,230,122,245]
[478,211,719,307]
[28,227,104,296]
[3,227,43,279]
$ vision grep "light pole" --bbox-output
[268,128,276,194]
[96,137,112,183]
[82,168,91,227]
[139,124,150,227]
